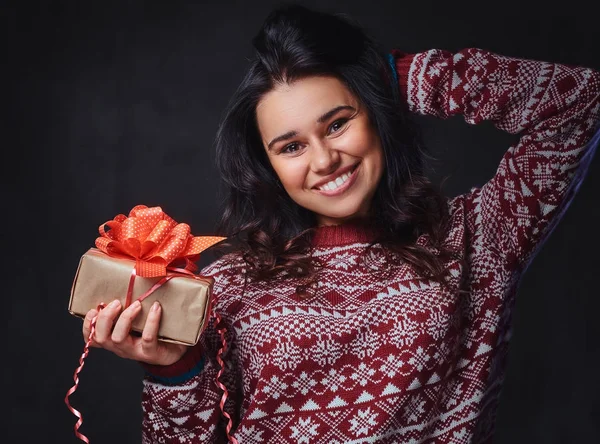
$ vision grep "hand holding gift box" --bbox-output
[65,205,226,442]
[69,204,225,346]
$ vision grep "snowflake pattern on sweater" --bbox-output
[141,49,600,443]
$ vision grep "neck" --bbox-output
[312,219,378,247]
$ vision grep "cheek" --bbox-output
[356,130,384,179]
[372,144,385,181]
[271,159,308,190]
[344,123,380,157]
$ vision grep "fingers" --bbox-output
[111,300,142,344]
[80,299,166,364]
[141,302,162,355]
[82,308,98,345]
[94,299,122,345]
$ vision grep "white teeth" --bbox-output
[318,168,354,192]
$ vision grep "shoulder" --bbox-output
[200,251,247,294]
[200,251,246,275]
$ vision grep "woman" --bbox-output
[82,4,600,443]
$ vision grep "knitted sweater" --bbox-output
[140,49,600,443]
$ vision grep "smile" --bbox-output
[314,164,359,196]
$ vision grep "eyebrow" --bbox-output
[267,105,356,150]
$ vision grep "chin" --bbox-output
[314,204,367,223]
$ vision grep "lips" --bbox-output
[312,164,359,190]
[312,163,360,196]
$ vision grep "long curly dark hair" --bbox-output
[212,3,460,294]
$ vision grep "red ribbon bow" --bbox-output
[95,204,225,277]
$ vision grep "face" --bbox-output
[255,75,385,226]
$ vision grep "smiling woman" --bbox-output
[212,5,455,289]
[81,2,600,443]
[257,76,384,226]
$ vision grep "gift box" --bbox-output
[68,205,225,346]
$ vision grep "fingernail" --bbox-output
[132,300,141,309]
[152,301,160,312]
[109,299,121,308]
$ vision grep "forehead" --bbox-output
[256,76,357,138]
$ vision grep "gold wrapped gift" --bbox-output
[69,248,215,346]
[67,205,225,345]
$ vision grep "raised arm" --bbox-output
[391,47,600,270]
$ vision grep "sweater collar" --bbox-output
[311,220,378,247]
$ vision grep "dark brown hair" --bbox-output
[212,4,461,295]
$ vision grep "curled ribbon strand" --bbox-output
[66,205,226,442]
[65,303,105,444]
[214,310,239,444]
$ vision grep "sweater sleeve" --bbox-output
[139,257,243,444]
[391,48,600,270]
[140,320,224,443]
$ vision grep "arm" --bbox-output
[84,293,227,443]
[391,47,600,270]
[140,320,225,443]
[139,256,244,444]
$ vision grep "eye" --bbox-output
[328,118,348,134]
[281,142,301,154]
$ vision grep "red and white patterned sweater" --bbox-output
[140,49,600,443]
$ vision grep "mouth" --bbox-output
[313,163,360,196]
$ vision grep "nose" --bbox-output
[310,139,340,175]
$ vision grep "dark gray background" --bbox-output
[5,0,599,442]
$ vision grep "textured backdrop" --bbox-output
[5,0,599,442]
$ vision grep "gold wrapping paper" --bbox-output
[68,248,213,346]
